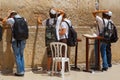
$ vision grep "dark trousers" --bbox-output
[59,38,69,71]
[106,43,112,67]
[59,39,68,57]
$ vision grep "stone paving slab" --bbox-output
[0,64,120,80]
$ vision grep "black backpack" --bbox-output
[45,18,57,46]
[100,19,118,43]
[64,21,77,46]
[13,17,29,40]
[109,22,118,43]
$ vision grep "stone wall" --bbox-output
[100,0,120,25]
[0,0,95,26]
[0,0,120,71]
[0,0,120,26]
[1,25,120,71]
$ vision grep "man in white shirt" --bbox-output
[92,10,113,71]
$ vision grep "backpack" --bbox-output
[0,25,2,41]
[100,19,118,43]
[109,22,118,43]
[13,17,29,40]
[64,21,77,46]
[45,18,57,46]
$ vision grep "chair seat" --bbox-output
[53,57,69,62]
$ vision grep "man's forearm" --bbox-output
[92,10,108,17]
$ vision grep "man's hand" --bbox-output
[37,15,42,25]
[92,10,109,17]
[2,17,7,26]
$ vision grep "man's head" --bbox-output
[102,11,112,19]
[49,8,57,18]
[105,11,112,17]
[8,11,17,18]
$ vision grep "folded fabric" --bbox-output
[56,15,63,41]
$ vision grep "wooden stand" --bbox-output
[83,34,103,72]
[71,38,81,71]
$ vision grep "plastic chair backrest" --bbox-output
[50,42,67,59]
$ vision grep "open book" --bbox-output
[83,33,98,38]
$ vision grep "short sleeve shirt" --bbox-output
[96,16,112,35]
[60,19,71,39]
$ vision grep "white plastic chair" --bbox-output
[50,42,70,77]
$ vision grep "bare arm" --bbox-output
[2,17,8,26]
[53,8,65,17]
[59,27,66,36]
[92,10,108,17]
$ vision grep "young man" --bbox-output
[42,8,67,73]
[57,12,72,72]
[92,10,113,71]
[6,11,27,76]
[42,8,58,73]
[104,12,113,68]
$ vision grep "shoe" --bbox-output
[102,68,108,71]
[14,73,24,76]
[108,65,112,68]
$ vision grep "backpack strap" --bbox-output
[102,18,105,27]
[13,17,24,21]
[109,21,115,28]
[96,22,100,34]
[64,21,71,28]
[46,19,49,26]
[102,19,110,28]
[46,18,57,27]
[64,21,71,39]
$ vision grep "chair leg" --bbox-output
[68,60,70,72]
[61,61,65,78]
[51,60,55,76]
[55,61,57,73]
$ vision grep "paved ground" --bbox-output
[0,64,120,80]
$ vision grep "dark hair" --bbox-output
[102,12,111,19]
[49,9,57,18]
[8,12,17,18]
[49,12,57,18]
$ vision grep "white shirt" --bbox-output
[59,19,71,39]
[56,15,63,40]
[7,14,22,41]
[55,15,72,40]
[7,14,22,28]
[96,16,113,35]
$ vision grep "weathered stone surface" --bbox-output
[0,0,120,70]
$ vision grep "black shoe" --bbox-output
[108,65,112,68]
[14,73,24,76]
[102,68,108,71]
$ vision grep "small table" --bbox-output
[83,34,103,72]
[71,38,82,71]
